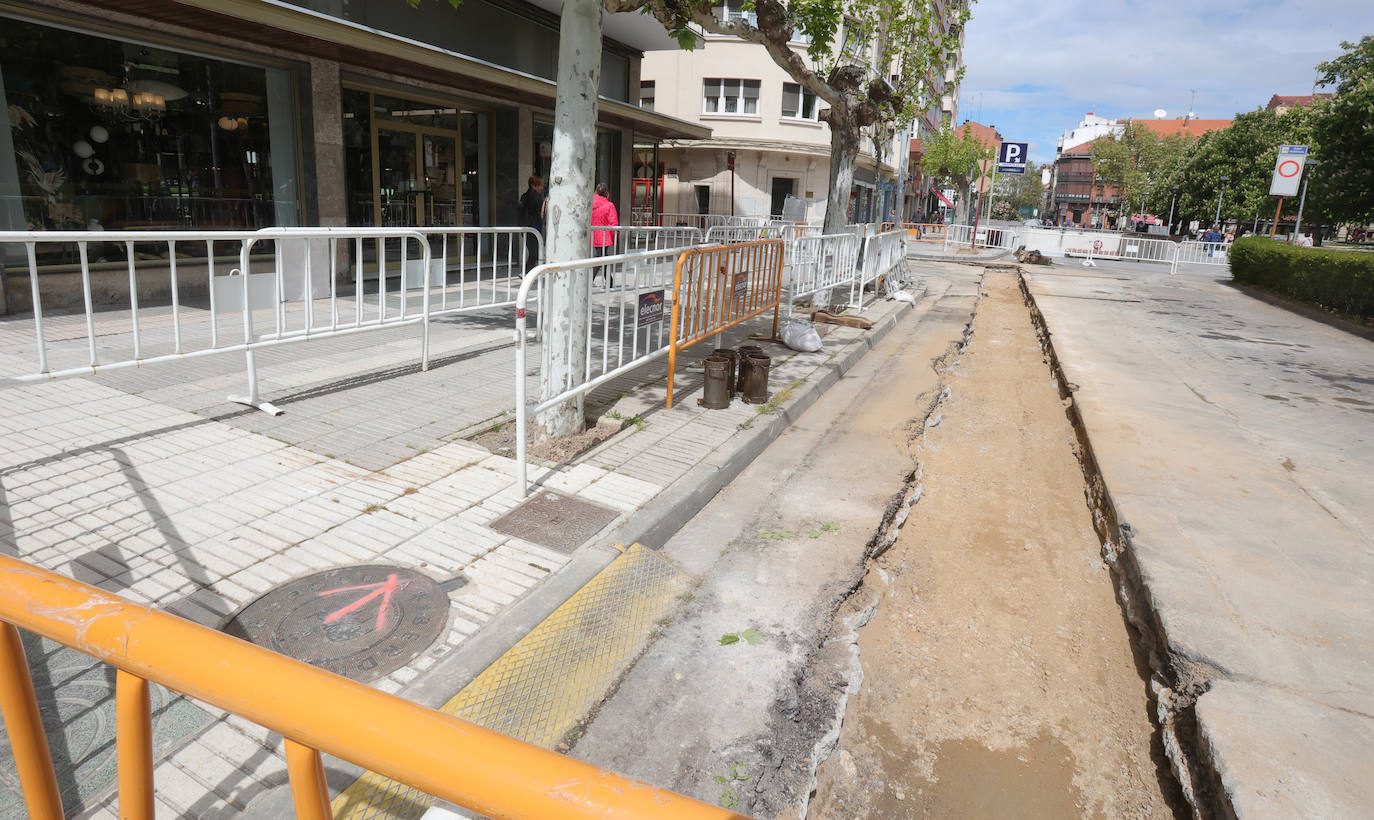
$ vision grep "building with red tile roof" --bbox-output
[1265,93,1333,114]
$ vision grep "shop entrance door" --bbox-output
[375,128,459,227]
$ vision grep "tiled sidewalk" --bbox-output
[0,273,923,817]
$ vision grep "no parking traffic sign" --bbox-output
[1269,145,1308,196]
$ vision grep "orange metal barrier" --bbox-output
[665,239,784,409]
[897,222,947,242]
[0,554,749,820]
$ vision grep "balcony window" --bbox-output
[781,83,818,120]
[703,78,760,115]
[712,0,757,26]
[640,80,655,111]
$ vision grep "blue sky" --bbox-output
[959,0,1362,164]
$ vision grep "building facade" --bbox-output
[0,0,707,244]
[639,0,963,225]
[1045,112,1231,228]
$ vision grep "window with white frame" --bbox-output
[781,83,818,120]
[640,80,655,111]
[703,78,760,115]
[841,18,867,59]
[712,0,756,26]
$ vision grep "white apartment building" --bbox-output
[639,1,964,224]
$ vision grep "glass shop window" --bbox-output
[0,15,299,235]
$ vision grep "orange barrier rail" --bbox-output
[892,222,948,242]
[665,239,784,409]
[0,554,749,820]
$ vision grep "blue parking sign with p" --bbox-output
[997,142,1028,174]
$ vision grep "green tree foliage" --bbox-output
[1159,107,1314,228]
[919,123,992,223]
[623,0,973,229]
[1089,123,1190,220]
[991,161,1042,220]
[1310,36,1374,223]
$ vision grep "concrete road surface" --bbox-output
[1025,260,1374,818]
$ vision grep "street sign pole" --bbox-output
[971,188,983,249]
[1293,174,1310,242]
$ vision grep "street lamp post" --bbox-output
[1214,175,1228,227]
[1168,186,1179,235]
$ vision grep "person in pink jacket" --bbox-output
[591,182,619,286]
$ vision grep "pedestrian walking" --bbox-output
[518,175,545,275]
[591,182,619,287]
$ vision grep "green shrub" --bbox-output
[1229,236,1374,322]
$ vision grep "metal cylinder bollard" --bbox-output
[740,352,771,404]
[713,348,739,395]
[699,355,732,409]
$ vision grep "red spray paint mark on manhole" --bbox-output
[320,573,402,632]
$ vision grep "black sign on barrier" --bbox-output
[733,271,749,298]
[638,289,665,327]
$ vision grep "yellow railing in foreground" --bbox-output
[0,554,748,819]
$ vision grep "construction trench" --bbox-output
[824,267,1203,817]
[801,268,1190,818]
[572,265,1201,819]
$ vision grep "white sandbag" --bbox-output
[780,318,823,352]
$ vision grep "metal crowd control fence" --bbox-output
[942,224,1018,252]
[0,227,541,414]
[419,227,543,316]
[704,224,777,244]
[656,213,733,231]
[513,246,688,494]
[0,554,744,820]
[858,230,907,296]
[782,233,862,311]
[592,225,705,255]
[895,222,948,242]
[665,239,784,409]
[1174,240,1231,270]
[0,227,429,414]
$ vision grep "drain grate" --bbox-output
[488,490,619,553]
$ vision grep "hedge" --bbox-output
[1229,236,1374,323]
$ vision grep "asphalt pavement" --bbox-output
[1024,259,1374,818]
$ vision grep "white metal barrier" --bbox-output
[1174,241,1230,270]
[0,227,433,414]
[782,233,862,311]
[941,224,1019,252]
[1017,227,1230,274]
[705,224,776,244]
[0,226,546,413]
[512,247,687,493]
[657,213,732,231]
[591,225,705,256]
[858,230,907,297]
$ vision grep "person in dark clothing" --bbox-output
[518,175,545,274]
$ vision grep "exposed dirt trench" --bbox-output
[805,270,1185,818]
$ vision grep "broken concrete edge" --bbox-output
[909,249,1013,264]
[1017,271,1215,819]
[399,297,915,714]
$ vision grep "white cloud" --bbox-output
[958,0,1359,161]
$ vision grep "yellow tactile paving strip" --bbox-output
[331,543,692,820]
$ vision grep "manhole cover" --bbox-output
[489,491,618,553]
[223,565,448,683]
